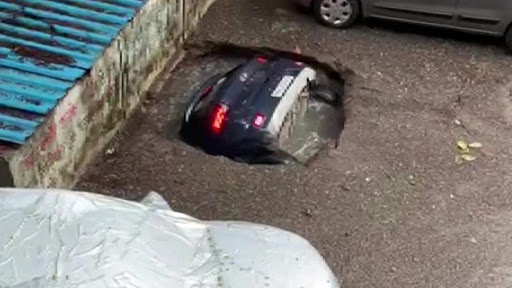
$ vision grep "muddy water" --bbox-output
[281,98,343,164]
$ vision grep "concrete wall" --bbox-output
[5,0,216,188]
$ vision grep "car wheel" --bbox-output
[506,25,512,53]
[313,0,360,29]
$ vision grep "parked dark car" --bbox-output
[180,56,341,164]
[296,0,512,50]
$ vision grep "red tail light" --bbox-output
[253,113,266,128]
[257,57,268,63]
[212,104,228,134]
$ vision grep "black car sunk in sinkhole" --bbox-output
[179,56,345,165]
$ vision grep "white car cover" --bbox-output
[0,189,340,288]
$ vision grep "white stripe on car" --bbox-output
[267,67,317,135]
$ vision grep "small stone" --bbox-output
[301,208,313,217]
[454,119,462,126]
[470,237,477,243]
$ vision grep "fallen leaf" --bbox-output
[457,140,468,150]
[461,154,477,162]
[469,142,483,149]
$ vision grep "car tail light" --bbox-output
[212,104,228,134]
[253,113,266,128]
[257,57,268,63]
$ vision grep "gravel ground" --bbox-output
[77,0,512,287]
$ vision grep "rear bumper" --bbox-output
[294,0,312,8]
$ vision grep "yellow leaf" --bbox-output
[457,140,468,150]
[460,148,470,155]
[461,154,477,162]
[469,142,483,149]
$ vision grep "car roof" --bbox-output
[212,58,307,115]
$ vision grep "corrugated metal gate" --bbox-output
[0,0,146,145]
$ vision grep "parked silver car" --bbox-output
[0,189,340,288]
[296,0,512,50]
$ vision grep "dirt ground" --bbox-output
[77,0,512,287]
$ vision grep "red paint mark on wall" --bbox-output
[47,146,63,163]
[40,123,57,152]
[22,154,35,168]
[59,104,78,126]
[22,145,63,169]
[21,104,77,169]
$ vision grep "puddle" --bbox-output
[166,42,351,166]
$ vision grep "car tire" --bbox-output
[506,25,512,53]
[313,0,360,29]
